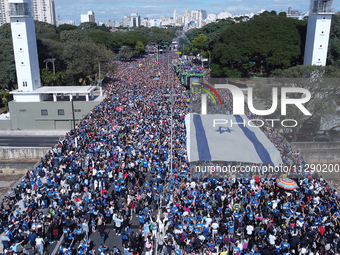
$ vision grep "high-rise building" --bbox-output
[0,0,10,26]
[304,0,334,66]
[106,19,115,27]
[191,10,206,28]
[9,0,41,97]
[184,9,190,19]
[0,0,56,26]
[80,11,95,23]
[31,0,55,25]
[288,7,292,15]
[173,9,176,21]
[130,13,140,27]
[122,16,130,27]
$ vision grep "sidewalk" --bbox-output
[0,130,69,137]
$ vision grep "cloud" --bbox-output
[226,5,253,13]
[54,0,340,23]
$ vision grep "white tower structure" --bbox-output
[304,0,334,66]
[9,0,41,97]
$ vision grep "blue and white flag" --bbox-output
[185,114,283,165]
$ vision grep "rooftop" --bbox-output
[11,86,96,94]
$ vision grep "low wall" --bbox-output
[291,142,340,164]
[291,141,340,151]
[0,147,50,161]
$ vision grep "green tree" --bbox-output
[0,39,16,90]
[211,16,306,77]
[279,11,287,17]
[148,33,172,46]
[134,41,145,56]
[327,14,340,68]
[87,30,112,49]
[0,89,11,110]
[0,23,12,39]
[79,22,97,30]
[192,33,208,56]
[119,45,132,61]
[41,68,65,86]
[34,21,59,40]
[60,30,90,43]
[62,41,114,85]
[57,24,78,32]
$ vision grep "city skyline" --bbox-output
[54,0,340,24]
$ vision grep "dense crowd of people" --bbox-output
[0,51,339,255]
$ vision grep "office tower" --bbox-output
[80,11,95,23]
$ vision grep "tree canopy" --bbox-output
[210,15,307,77]
[0,20,176,90]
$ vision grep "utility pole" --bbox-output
[171,92,173,176]
[71,99,77,148]
[99,62,102,96]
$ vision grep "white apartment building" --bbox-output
[122,16,130,27]
[206,13,217,22]
[191,10,206,28]
[0,0,10,26]
[0,0,55,26]
[184,9,190,19]
[31,0,56,25]
[217,11,232,19]
[130,13,140,27]
[80,11,95,23]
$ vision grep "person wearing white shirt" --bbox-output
[35,236,44,255]
[205,216,212,226]
[269,234,276,245]
[211,220,219,238]
[246,224,254,236]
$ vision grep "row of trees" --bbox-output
[183,12,340,78]
[0,21,178,91]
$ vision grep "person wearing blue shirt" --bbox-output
[227,220,235,237]
[139,212,146,229]
[98,244,108,254]
[281,239,290,250]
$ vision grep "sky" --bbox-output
[54,0,340,24]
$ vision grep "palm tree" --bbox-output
[119,46,132,61]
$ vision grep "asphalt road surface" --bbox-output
[0,136,60,147]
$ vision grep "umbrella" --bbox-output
[276,178,298,190]
[153,77,160,80]
[215,186,223,191]
[116,107,123,111]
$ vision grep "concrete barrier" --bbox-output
[291,142,340,164]
[0,147,50,161]
[291,141,340,151]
